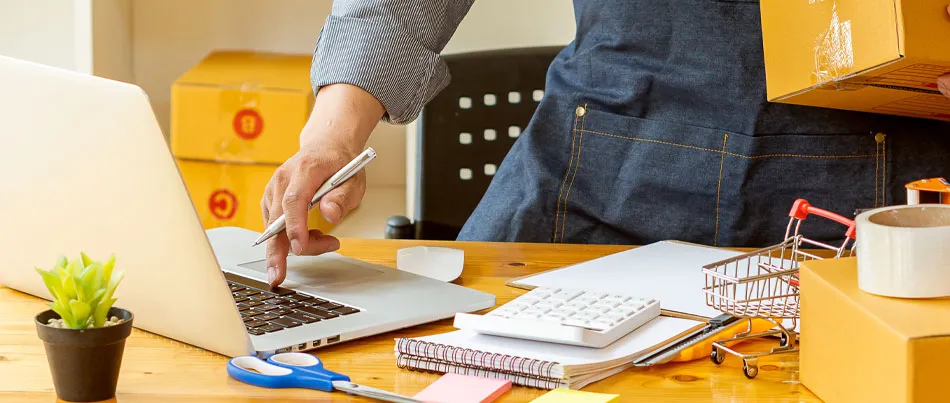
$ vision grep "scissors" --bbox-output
[227,352,423,403]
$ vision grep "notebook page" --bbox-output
[510,241,744,318]
[408,316,701,368]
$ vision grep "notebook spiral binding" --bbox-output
[394,338,564,389]
[396,338,559,377]
[395,355,563,390]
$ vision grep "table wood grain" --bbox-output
[0,239,820,402]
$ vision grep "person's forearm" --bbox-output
[300,83,385,153]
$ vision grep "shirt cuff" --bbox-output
[310,15,450,125]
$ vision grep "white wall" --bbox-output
[0,0,91,72]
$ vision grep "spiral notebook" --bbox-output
[394,316,703,389]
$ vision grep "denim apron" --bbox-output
[457,0,950,247]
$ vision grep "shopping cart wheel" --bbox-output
[780,332,790,347]
[743,361,759,379]
[710,347,725,365]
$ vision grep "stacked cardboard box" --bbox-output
[171,51,334,233]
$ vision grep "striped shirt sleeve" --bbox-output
[310,0,475,124]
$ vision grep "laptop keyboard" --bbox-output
[224,272,360,336]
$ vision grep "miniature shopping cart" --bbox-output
[701,198,856,379]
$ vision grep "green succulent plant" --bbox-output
[35,253,125,329]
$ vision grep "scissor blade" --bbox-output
[332,381,423,403]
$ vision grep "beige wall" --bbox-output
[0,0,575,197]
[0,0,91,72]
[129,0,575,188]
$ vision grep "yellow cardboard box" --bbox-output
[175,159,334,234]
[171,51,314,164]
[799,257,950,403]
[760,0,950,121]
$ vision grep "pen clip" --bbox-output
[329,149,376,187]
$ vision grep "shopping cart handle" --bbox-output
[789,199,857,239]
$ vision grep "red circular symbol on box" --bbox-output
[233,109,263,140]
[209,189,238,220]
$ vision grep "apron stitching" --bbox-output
[560,121,586,242]
[559,105,588,242]
[553,108,581,243]
[577,129,878,159]
[714,133,728,246]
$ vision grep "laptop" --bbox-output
[0,55,495,357]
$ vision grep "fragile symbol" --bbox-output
[233,109,264,140]
[209,189,238,220]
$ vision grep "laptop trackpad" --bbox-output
[238,256,383,287]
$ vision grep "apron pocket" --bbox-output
[720,131,882,247]
[554,104,882,247]
[554,105,732,245]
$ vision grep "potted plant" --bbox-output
[33,252,132,402]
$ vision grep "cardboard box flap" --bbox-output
[802,257,950,340]
[761,0,903,100]
[175,51,313,92]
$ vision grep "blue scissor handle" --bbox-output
[267,352,350,384]
[227,353,347,392]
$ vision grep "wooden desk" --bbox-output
[0,239,819,402]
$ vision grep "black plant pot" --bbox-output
[34,307,133,402]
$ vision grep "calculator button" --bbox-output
[604,295,630,303]
[522,307,549,316]
[563,302,587,311]
[574,296,599,305]
[588,305,612,314]
[594,300,621,308]
[535,300,563,309]
[572,311,600,321]
[550,290,583,301]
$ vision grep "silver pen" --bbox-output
[252,147,377,246]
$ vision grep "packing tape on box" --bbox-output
[855,204,950,298]
[812,3,854,87]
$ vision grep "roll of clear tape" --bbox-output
[856,204,950,298]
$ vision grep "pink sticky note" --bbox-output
[414,373,512,403]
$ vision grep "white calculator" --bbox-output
[453,287,661,348]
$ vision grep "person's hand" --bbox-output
[941,6,950,99]
[262,83,384,287]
